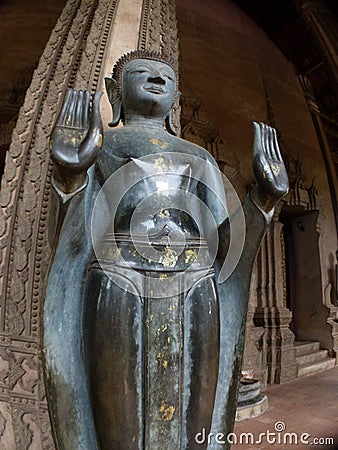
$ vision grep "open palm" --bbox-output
[252,122,289,212]
[50,89,103,173]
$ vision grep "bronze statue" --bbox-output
[43,50,288,450]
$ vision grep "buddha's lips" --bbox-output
[144,86,166,94]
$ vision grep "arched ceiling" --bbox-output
[0,0,67,176]
[232,0,338,174]
[0,0,67,123]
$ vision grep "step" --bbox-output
[296,349,328,366]
[298,357,336,378]
[294,340,320,356]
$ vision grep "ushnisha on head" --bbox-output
[105,50,179,134]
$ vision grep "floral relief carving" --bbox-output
[0,0,122,447]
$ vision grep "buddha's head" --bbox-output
[105,50,178,134]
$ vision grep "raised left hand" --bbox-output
[251,122,289,214]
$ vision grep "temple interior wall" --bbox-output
[176,0,338,382]
[176,0,337,306]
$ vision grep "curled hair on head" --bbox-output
[111,49,179,96]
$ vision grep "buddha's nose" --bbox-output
[148,75,166,85]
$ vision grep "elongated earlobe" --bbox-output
[109,102,123,128]
[165,110,177,135]
[105,77,122,127]
[165,92,181,135]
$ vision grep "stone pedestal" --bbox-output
[327,306,338,363]
[235,379,268,422]
[254,306,298,384]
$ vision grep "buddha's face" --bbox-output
[122,58,176,119]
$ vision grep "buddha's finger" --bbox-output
[56,89,72,126]
[75,91,84,129]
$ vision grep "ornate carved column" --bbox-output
[242,295,267,385]
[0,0,179,447]
[138,0,181,132]
[294,0,338,85]
[138,0,179,58]
[254,207,298,384]
[299,74,338,229]
[294,0,338,231]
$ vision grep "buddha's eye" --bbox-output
[163,74,174,81]
[131,69,148,74]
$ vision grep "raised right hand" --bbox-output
[50,90,103,193]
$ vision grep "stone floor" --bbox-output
[232,366,338,450]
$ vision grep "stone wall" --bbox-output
[176,0,337,384]
[0,0,67,176]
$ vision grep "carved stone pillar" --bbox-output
[242,300,267,385]
[0,0,179,447]
[254,207,298,384]
[299,74,338,229]
[138,0,181,133]
[294,0,338,85]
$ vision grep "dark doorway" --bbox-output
[282,218,297,336]
[280,207,328,343]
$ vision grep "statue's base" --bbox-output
[235,379,268,421]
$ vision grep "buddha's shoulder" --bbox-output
[103,127,127,145]
[173,135,218,165]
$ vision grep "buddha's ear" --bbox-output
[165,110,177,135]
[165,92,181,136]
[105,77,122,127]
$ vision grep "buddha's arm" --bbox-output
[44,90,103,450]
[211,192,271,448]
[214,122,288,280]
[48,171,89,250]
[44,166,102,450]
[210,123,288,449]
